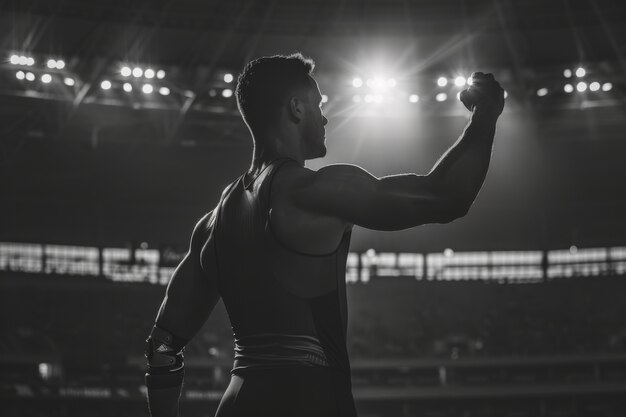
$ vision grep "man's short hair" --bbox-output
[235,53,315,136]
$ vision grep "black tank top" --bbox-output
[211,157,353,377]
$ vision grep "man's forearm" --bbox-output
[428,109,498,208]
[146,371,184,417]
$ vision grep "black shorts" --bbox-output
[214,366,357,417]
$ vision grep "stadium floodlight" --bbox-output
[101,80,112,90]
[444,248,454,257]
[132,67,143,78]
[121,66,132,77]
[10,54,20,65]
[64,77,75,86]
[159,86,170,96]
[387,78,397,88]
[123,82,133,92]
[437,76,447,87]
[409,94,419,103]
[454,76,466,87]
[47,59,57,69]
[352,95,361,103]
[564,83,574,93]
[142,84,153,94]
[537,88,548,97]
[56,60,65,69]
[321,94,328,103]
[224,73,234,83]
[563,69,572,78]
[156,69,166,79]
[25,72,35,81]
[18,56,28,65]
[26,57,34,66]
[222,88,233,98]
[16,70,25,80]
[589,82,600,92]
[576,81,587,92]
[436,92,447,102]
[41,74,52,83]
[144,68,155,79]
[352,77,363,88]
[601,82,612,92]
[575,67,586,78]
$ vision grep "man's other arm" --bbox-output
[145,210,221,417]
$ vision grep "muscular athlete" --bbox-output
[144,53,504,417]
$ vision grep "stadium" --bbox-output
[1,1,626,416]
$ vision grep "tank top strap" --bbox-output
[262,157,300,220]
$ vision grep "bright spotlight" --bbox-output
[564,84,574,93]
[156,69,166,79]
[563,69,572,78]
[601,82,612,92]
[142,84,153,94]
[64,77,75,86]
[575,67,586,78]
[444,248,454,257]
[352,78,363,88]
[10,54,19,65]
[121,66,132,77]
[41,74,52,83]
[537,88,548,97]
[409,94,419,103]
[364,94,374,103]
[123,82,133,92]
[589,82,600,92]
[222,88,233,98]
[436,92,447,102]
[454,76,466,87]
[26,57,35,66]
[352,95,361,103]
[56,60,65,69]
[144,68,155,79]
[224,73,234,83]
[18,56,28,65]
[576,81,587,92]
[504,90,508,98]
[159,86,170,96]
[132,67,143,78]
[387,78,397,88]
[25,72,35,81]
[101,80,112,90]
[16,70,25,80]
[437,77,447,87]
[47,59,57,69]
[321,94,328,103]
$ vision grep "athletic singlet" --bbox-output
[210,157,353,379]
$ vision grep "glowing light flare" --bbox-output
[454,76,466,87]
[25,72,35,81]
[563,69,572,78]
[16,70,25,80]
[10,54,19,65]
[352,78,363,88]
[64,77,75,86]
[159,86,170,96]
[437,77,447,87]
[602,82,612,92]
[224,73,234,83]
[575,67,586,78]
[409,94,419,103]
[144,68,155,79]
[123,83,133,92]
[132,67,143,78]
[142,84,154,94]
[121,66,132,77]
[101,80,112,90]
[47,59,57,69]
[564,84,574,93]
[436,92,447,102]
[589,82,600,92]
[536,88,548,97]
[576,81,587,92]
[41,74,52,83]
[156,70,166,79]
[222,88,233,98]
[56,60,65,69]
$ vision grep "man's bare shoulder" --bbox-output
[280,162,374,191]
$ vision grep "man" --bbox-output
[144,53,504,417]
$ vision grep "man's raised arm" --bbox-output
[286,72,505,231]
[144,211,221,417]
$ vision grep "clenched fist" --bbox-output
[459,72,505,117]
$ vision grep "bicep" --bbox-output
[291,164,465,231]
[155,211,221,340]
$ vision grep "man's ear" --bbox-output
[288,96,304,123]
